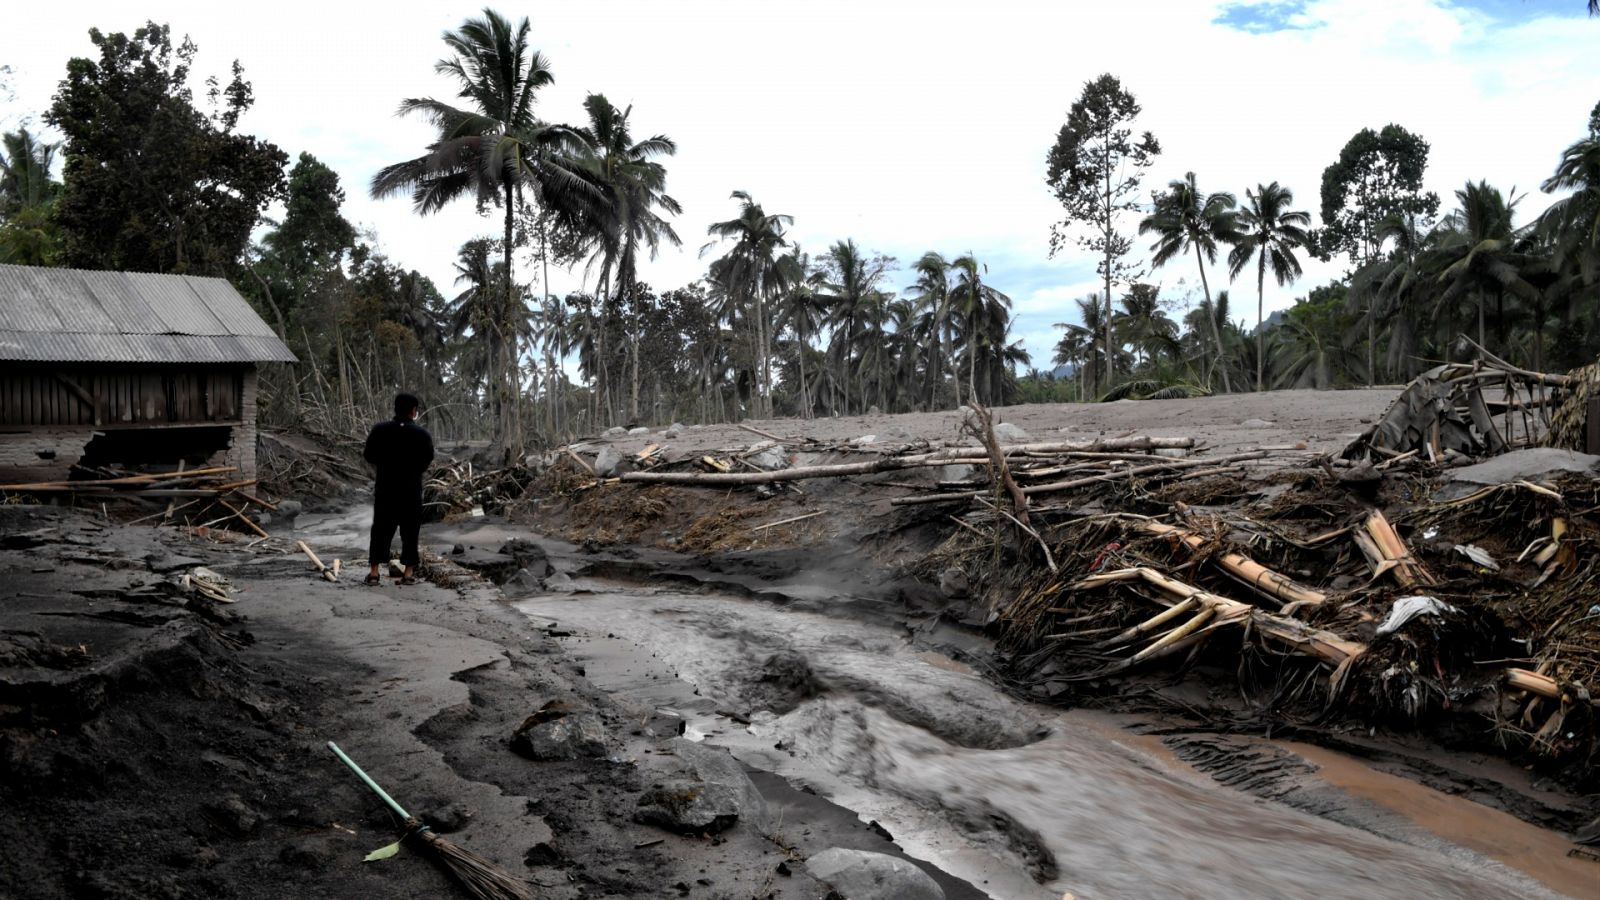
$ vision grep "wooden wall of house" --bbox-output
[0,365,247,428]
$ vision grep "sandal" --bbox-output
[399,576,418,586]
[363,573,382,586]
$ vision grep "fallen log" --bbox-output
[892,451,1270,506]
[0,466,236,491]
[1364,509,1435,587]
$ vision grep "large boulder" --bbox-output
[664,422,686,438]
[602,426,627,438]
[594,445,624,477]
[635,739,770,835]
[992,422,1030,442]
[805,848,944,900]
[628,426,650,436]
[511,711,611,761]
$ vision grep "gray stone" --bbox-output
[664,422,685,438]
[805,848,944,900]
[992,422,1030,442]
[276,499,303,521]
[1239,418,1276,428]
[939,464,975,483]
[939,567,971,599]
[750,448,787,470]
[628,426,650,436]
[505,567,543,590]
[512,712,611,760]
[498,539,552,577]
[205,794,261,837]
[867,405,882,416]
[602,426,627,438]
[635,738,771,834]
[594,445,624,477]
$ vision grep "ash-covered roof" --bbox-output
[0,264,296,364]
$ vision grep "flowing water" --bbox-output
[516,579,1579,900]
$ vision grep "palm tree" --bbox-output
[1139,172,1239,391]
[775,248,825,417]
[1228,182,1312,391]
[907,252,955,409]
[703,192,796,418]
[371,10,592,454]
[817,240,892,414]
[1429,181,1536,354]
[0,128,58,214]
[573,93,681,423]
[948,253,1013,404]
[1113,283,1179,368]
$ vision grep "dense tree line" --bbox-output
[1044,74,1600,399]
[3,15,1596,455]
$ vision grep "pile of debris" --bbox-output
[423,460,538,521]
[527,387,1599,777]
[0,465,280,540]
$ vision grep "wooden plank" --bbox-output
[1586,397,1600,455]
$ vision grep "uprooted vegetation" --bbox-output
[507,360,1600,789]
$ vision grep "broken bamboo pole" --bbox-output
[1364,510,1435,587]
[297,540,337,582]
[0,466,237,492]
[892,451,1270,506]
[217,499,269,539]
[750,510,825,532]
[1140,521,1326,608]
[1077,566,1579,703]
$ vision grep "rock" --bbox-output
[744,651,823,714]
[939,567,971,599]
[498,539,552,577]
[805,848,944,900]
[451,543,465,555]
[524,842,562,866]
[1338,463,1383,490]
[940,464,975,483]
[423,803,474,833]
[512,711,611,760]
[250,512,272,527]
[749,448,787,470]
[594,445,624,477]
[505,568,543,590]
[276,499,303,522]
[635,739,771,834]
[992,422,1030,442]
[602,426,627,438]
[205,794,261,837]
[664,422,685,438]
[867,405,882,416]
[628,426,650,436]
[1239,418,1276,428]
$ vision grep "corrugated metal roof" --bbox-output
[0,264,295,363]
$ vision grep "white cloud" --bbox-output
[2,0,1594,366]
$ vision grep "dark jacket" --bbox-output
[363,418,434,515]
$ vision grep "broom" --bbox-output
[327,741,537,900]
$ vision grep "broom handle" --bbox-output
[327,741,412,821]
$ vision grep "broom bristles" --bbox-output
[410,820,537,900]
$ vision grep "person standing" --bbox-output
[364,392,434,585]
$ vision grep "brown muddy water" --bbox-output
[515,579,1583,900]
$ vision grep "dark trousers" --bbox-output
[369,508,421,567]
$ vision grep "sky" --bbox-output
[3,0,1597,370]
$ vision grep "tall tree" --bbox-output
[948,253,1013,403]
[1139,172,1239,391]
[1319,125,1441,383]
[0,128,62,265]
[907,251,955,409]
[46,22,287,275]
[1228,182,1312,391]
[1045,74,1161,387]
[574,94,681,423]
[1430,180,1536,353]
[703,192,796,418]
[817,239,893,414]
[372,9,590,456]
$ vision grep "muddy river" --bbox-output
[515,578,1582,900]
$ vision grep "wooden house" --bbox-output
[0,264,295,483]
